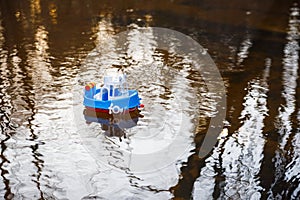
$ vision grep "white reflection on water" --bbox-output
[193,59,270,199]
[285,109,300,199]
[32,25,53,84]
[92,15,119,69]
[3,19,91,198]
[126,24,157,65]
[5,25,57,199]
[0,17,10,198]
[236,33,252,67]
[220,60,270,199]
[192,127,228,200]
[276,6,299,150]
[227,32,252,71]
[12,25,53,124]
[268,4,299,199]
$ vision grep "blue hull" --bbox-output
[83,87,141,113]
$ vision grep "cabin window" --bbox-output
[110,85,113,96]
[102,88,108,101]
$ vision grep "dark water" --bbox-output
[0,0,300,199]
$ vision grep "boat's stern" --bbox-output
[84,82,96,98]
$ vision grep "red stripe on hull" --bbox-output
[85,106,138,113]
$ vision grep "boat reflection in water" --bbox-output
[83,109,142,141]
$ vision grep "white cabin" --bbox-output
[94,69,129,101]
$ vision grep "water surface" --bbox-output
[0,0,299,199]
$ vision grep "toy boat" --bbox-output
[83,69,143,114]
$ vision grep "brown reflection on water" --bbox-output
[0,0,299,199]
